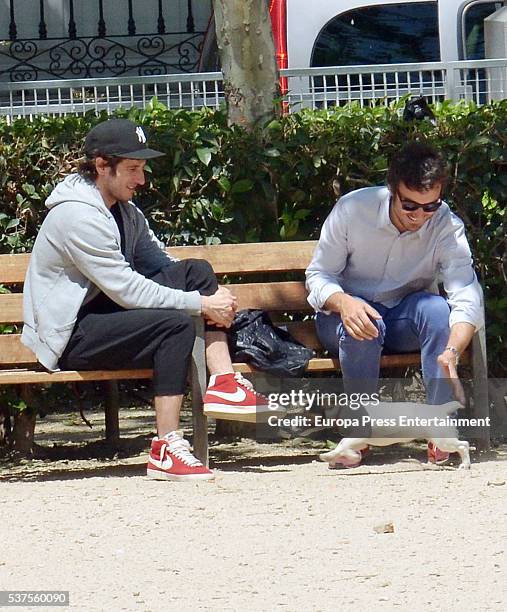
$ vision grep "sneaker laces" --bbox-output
[234,372,254,391]
[234,373,269,402]
[163,436,203,467]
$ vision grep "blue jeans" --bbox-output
[315,291,453,404]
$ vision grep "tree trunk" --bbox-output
[213,0,280,128]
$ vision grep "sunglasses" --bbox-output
[397,191,443,213]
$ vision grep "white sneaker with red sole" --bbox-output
[147,431,214,481]
[203,372,283,423]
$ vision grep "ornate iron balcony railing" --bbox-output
[1,0,209,81]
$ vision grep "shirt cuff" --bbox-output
[183,290,203,316]
[317,284,345,312]
[449,310,484,332]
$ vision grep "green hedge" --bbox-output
[0,99,505,372]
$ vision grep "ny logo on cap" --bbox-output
[136,126,147,144]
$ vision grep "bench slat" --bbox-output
[0,368,153,384]
[0,253,31,284]
[0,281,311,324]
[0,348,467,383]
[0,335,37,364]
[168,241,316,275]
[0,241,318,285]
[0,294,23,324]
[232,354,426,373]
[282,321,321,349]
[0,355,422,383]
[229,282,310,312]
[1,326,321,366]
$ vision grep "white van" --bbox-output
[287,0,506,68]
[200,1,506,70]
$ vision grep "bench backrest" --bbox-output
[0,241,318,366]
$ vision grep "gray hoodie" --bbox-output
[22,174,202,371]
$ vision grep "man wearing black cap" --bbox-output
[22,118,269,481]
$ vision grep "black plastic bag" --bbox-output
[228,309,314,377]
[403,96,437,125]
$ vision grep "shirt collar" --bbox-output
[376,187,395,230]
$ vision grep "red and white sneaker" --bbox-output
[427,441,450,465]
[203,372,279,423]
[147,431,214,481]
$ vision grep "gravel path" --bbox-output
[1,430,506,612]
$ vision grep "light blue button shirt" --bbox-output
[305,186,484,330]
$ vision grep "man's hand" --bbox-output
[328,294,382,341]
[437,349,466,406]
[201,286,238,328]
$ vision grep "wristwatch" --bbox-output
[444,345,460,364]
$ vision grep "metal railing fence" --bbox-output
[285,59,507,109]
[0,58,505,120]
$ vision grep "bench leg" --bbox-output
[12,385,36,456]
[471,327,490,451]
[191,317,208,466]
[104,380,120,443]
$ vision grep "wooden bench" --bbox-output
[0,241,490,461]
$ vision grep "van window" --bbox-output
[311,2,440,67]
[463,2,504,59]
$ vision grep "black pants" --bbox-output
[59,259,218,396]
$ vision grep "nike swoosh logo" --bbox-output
[206,388,247,402]
[149,454,173,470]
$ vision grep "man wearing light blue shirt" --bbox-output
[306,142,483,465]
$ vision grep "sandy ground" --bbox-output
[1,408,506,612]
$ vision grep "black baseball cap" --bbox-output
[84,118,165,159]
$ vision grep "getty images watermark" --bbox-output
[266,390,378,428]
[267,390,379,412]
[262,384,492,436]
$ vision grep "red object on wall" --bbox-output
[270,0,288,96]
